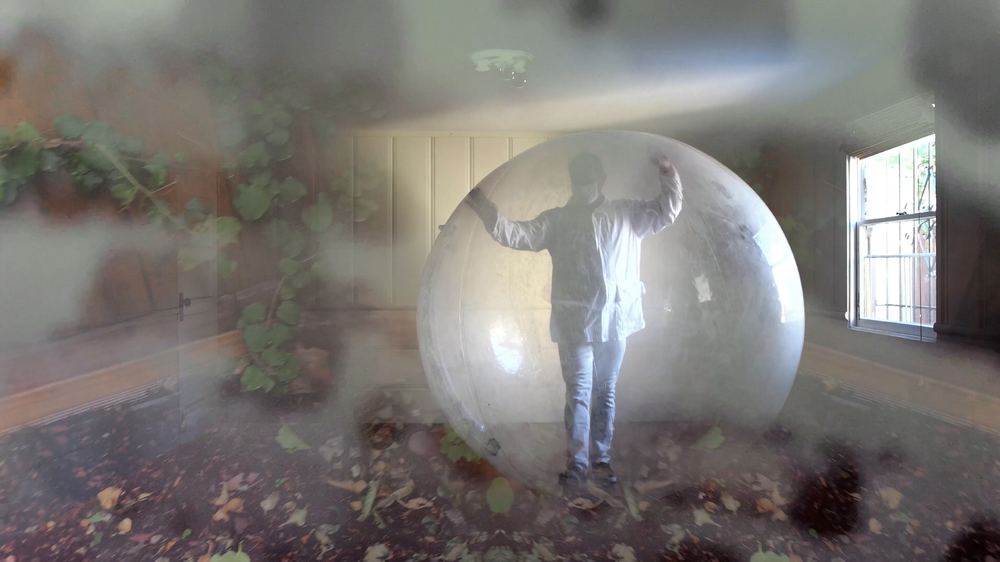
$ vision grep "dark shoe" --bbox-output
[592,462,617,485]
[558,464,588,489]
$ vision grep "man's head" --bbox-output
[568,152,605,205]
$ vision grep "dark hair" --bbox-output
[569,152,605,186]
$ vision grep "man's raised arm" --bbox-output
[465,187,551,252]
[628,156,683,238]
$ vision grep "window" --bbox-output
[852,135,936,338]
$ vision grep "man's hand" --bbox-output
[466,186,487,210]
[655,155,678,180]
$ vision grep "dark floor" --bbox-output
[1,373,999,561]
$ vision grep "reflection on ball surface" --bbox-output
[417,131,804,491]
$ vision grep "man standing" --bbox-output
[466,151,683,487]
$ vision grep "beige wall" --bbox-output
[320,132,553,309]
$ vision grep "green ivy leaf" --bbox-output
[14,122,42,146]
[278,177,307,203]
[54,114,85,139]
[111,183,136,205]
[215,216,241,247]
[279,257,304,276]
[148,151,171,168]
[272,142,295,161]
[119,137,145,157]
[266,127,290,146]
[276,300,300,325]
[252,115,275,135]
[0,183,18,207]
[174,152,189,164]
[241,365,274,392]
[262,346,291,367]
[219,122,246,149]
[269,323,293,347]
[283,231,306,258]
[749,547,789,562]
[179,246,215,271]
[234,182,273,221]
[0,127,11,150]
[302,192,333,232]
[185,198,210,221]
[279,283,297,300]
[6,150,41,180]
[272,359,301,382]
[241,303,267,324]
[80,121,116,146]
[275,425,310,453]
[218,254,238,277]
[78,147,115,173]
[237,142,270,169]
[79,171,105,192]
[243,323,270,353]
[691,426,725,451]
[486,478,514,514]
[39,150,64,173]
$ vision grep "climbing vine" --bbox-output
[0,55,385,396]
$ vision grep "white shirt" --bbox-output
[476,173,682,343]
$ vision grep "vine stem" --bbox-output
[95,144,186,229]
[266,275,290,327]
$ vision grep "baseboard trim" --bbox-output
[0,330,245,434]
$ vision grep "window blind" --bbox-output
[842,93,936,159]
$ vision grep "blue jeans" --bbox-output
[557,339,626,471]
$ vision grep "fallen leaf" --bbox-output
[281,508,307,527]
[117,518,132,534]
[757,498,776,513]
[443,542,467,562]
[401,498,433,510]
[621,481,643,521]
[225,474,244,492]
[691,426,726,450]
[98,487,123,510]
[771,483,787,506]
[721,493,741,512]
[693,508,718,526]
[586,481,625,509]
[638,501,651,511]
[351,464,362,478]
[224,498,244,513]
[634,480,674,494]
[358,478,380,521]
[663,523,685,548]
[259,492,280,513]
[750,546,790,562]
[486,478,514,514]
[704,501,719,512]
[275,425,311,453]
[372,460,387,475]
[376,480,415,510]
[822,378,839,391]
[350,501,363,511]
[568,497,602,510]
[879,487,902,509]
[329,480,369,494]
[611,544,637,562]
[211,485,229,507]
[869,518,883,534]
[754,474,776,492]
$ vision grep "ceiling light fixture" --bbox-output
[471,49,534,88]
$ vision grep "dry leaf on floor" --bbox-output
[281,508,307,527]
[693,508,718,526]
[879,487,903,509]
[586,481,625,509]
[704,501,719,513]
[721,493,741,512]
[611,544,637,562]
[328,480,368,494]
[117,518,132,534]
[259,492,279,513]
[376,480,415,509]
[869,518,883,534]
[350,501,363,511]
[638,501,651,511]
[401,498,433,510]
[98,487,123,510]
[568,497,602,510]
[771,483,787,506]
[364,543,390,562]
[211,485,229,507]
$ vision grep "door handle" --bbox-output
[178,293,192,322]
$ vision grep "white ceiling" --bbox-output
[3,0,926,136]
